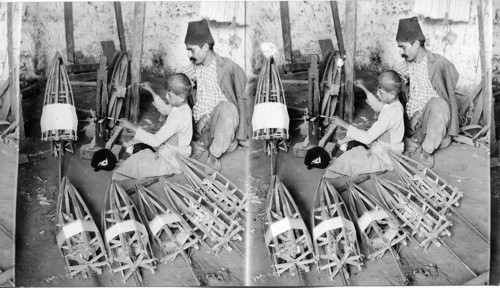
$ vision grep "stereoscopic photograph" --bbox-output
[0,0,498,286]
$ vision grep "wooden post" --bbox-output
[7,3,23,140]
[343,1,356,122]
[96,56,108,148]
[308,54,319,146]
[114,2,127,53]
[279,1,293,63]
[329,1,345,57]
[130,2,146,124]
[64,2,75,65]
[477,0,492,131]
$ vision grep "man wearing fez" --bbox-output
[395,17,459,168]
[180,20,249,172]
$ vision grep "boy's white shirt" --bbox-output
[152,94,173,116]
[365,91,384,113]
[133,103,193,158]
[346,100,404,147]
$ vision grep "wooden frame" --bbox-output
[265,176,315,277]
[371,174,451,252]
[346,181,407,260]
[56,177,108,280]
[160,178,243,255]
[311,177,362,283]
[253,54,289,140]
[135,184,201,285]
[177,155,247,219]
[102,181,156,284]
[41,52,77,156]
[390,152,463,213]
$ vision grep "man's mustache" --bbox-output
[402,54,408,59]
[190,57,197,62]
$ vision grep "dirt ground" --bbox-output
[16,75,246,287]
[14,69,491,286]
[247,72,490,286]
[0,142,16,287]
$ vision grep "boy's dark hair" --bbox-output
[164,73,192,99]
[379,70,402,95]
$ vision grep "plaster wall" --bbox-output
[246,0,484,94]
[493,0,500,86]
[14,1,488,94]
[18,2,246,79]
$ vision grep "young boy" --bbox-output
[325,71,404,178]
[112,73,193,181]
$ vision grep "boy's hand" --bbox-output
[119,118,138,132]
[354,79,366,90]
[140,82,154,94]
[331,116,350,130]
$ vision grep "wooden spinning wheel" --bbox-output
[319,50,342,128]
[107,52,129,128]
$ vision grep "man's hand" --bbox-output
[119,118,138,132]
[331,116,350,130]
[410,111,422,131]
[196,115,209,135]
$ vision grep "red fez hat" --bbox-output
[185,20,214,46]
[396,17,425,43]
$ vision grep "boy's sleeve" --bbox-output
[152,96,173,116]
[346,111,391,145]
[134,113,180,147]
[365,91,384,113]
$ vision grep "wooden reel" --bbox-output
[102,180,156,284]
[311,177,362,282]
[390,152,463,213]
[41,52,77,156]
[177,155,247,219]
[372,174,452,252]
[56,177,108,279]
[265,176,315,277]
[160,178,243,255]
[135,184,200,263]
[346,181,407,260]
[253,56,289,140]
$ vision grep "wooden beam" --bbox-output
[279,1,293,63]
[308,54,320,146]
[130,2,146,124]
[343,1,356,122]
[330,1,345,57]
[96,56,108,148]
[68,72,97,82]
[283,62,310,73]
[280,71,309,81]
[69,81,97,87]
[105,126,123,149]
[64,2,75,64]
[114,2,127,53]
[477,0,492,128]
[66,63,100,74]
[7,3,23,140]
